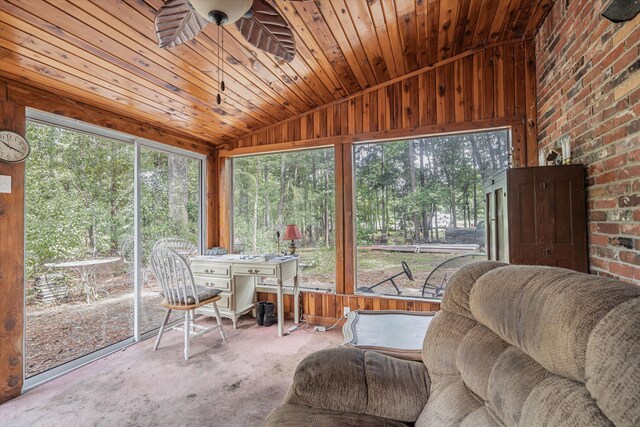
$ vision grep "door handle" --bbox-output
[543,248,552,256]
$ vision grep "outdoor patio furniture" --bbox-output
[152,237,198,258]
[150,248,225,360]
[421,253,486,298]
[357,261,413,295]
[44,257,120,303]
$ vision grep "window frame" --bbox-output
[23,109,206,390]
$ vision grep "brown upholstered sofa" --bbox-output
[264,262,640,426]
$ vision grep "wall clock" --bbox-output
[0,130,30,163]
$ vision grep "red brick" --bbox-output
[619,194,640,208]
[621,223,640,235]
[589,256,609,270]
[609,261,635,279]
[628,148,640,163]
[603,153,627,171]
[602,127,628,145]
[593,198,617,209]
[589,233,609,246]
[620,251,640,266]
[595,170,618,184]
[597,223,620,234]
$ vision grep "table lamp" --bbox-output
[282,224,303,255]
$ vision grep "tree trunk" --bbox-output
[168,155,189,234]
[277,155,286,230]
[409,141,419,240]
[252,159,261,252]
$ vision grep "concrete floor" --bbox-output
[1,316,342,426]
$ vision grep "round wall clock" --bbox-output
[0,130,30,163]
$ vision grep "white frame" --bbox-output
[23,109,207,390]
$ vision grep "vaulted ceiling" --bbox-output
[0,0,553,146]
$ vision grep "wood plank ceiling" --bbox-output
[0,0,553,147]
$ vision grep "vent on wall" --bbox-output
[601,0,640,23]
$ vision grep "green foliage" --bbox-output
[25,122,201,280]
[354,130,509,245]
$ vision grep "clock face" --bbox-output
[0,130,30,163]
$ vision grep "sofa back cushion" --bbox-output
[419,262,640,426]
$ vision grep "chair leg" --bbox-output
[154,308,172,350]
[184,310,191,360]
[212,301,226,341]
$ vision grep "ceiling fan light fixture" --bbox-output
[189,0,253,26]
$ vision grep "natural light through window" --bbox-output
[354,129,510,299]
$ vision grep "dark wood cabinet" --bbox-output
[484,165,588,272]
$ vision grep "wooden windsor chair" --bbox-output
[150,248,225,360]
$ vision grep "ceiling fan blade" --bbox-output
[155,0,209,49]
[235,0,296,62]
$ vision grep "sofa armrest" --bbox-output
[287,347,430,423]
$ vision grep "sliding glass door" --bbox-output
[139,146,202,335]
[24,111,204,386]
[24,122,135,378]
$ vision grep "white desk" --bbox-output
[190,255,299,337]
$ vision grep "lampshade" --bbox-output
[190,0,253,25]
[282,224,303,241]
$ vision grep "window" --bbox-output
[232,148,336,291]
[354,129,510,298]
[24,111,204,384]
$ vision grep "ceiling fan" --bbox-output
[154,0,307,104]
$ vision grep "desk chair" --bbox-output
[150,248,225,360]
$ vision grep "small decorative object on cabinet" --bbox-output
[483,165,587,272]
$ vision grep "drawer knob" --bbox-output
[204,269,210,274]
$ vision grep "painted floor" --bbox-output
[1,316,342,426]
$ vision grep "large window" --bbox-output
[354,130,509,298]
[232,148,336,291]
[24,112,204,383]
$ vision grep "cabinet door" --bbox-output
[508,166,587,272]
[508,168,540,265]
[535,166,587,272]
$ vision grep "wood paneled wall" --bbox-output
[256,293,441,327]
[223,40,538,168]
[0,93,26,404]
[221,40,539,324]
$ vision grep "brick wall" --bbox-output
[536,0,639,284]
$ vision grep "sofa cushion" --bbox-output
[585,297,640,426]
[364,351,430,421]
[292,347,367,414]
[288,347,429,422]
[264,403,411,427]
[420,261,639,426]
[469,265,640,382]
[440,260,507,319]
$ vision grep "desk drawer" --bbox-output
[216,293,231,310]
[233,265,276,277]
[198,292,231,313]
[191,262,231,277]
[194,275,231,292]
